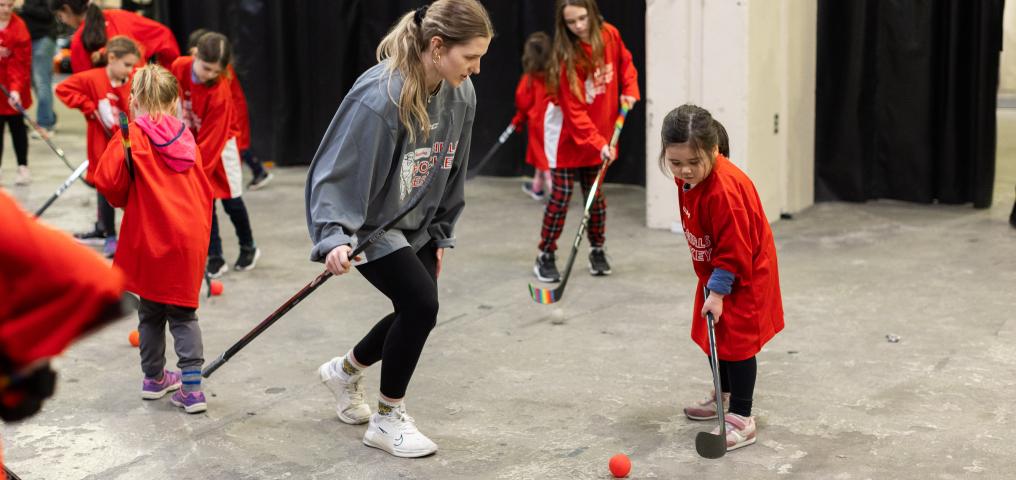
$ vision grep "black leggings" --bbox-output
[0,114,27,167]
[710,356,757,417]
[97,191,116,236]
[353,246,439,399]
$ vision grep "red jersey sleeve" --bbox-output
[8,17,31,99]
[55,70,98,116]
[69,26,92,73]
[607,24,640,101]
[0,192,125,368]
[93,129,132,208]
[227,66,251,149]
[706,186,754,280]
[107,10,179,67]
[196,86,233,178]
[512,74,532,128]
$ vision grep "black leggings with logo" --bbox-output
[352,245,439,399]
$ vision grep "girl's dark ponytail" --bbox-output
[81,4,107,53]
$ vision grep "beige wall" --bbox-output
[1003,0,1016,95]
[645,0,816,229]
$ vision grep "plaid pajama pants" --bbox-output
[538,166,606,253]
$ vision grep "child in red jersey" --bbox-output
[171,31,260,277]
[533,0,640,282]
[512,31,554,201]
[661,104,784,452]
[92,64,214,414]
[57,35,139,256]
[50,0,178,73]
[0,0,32,186]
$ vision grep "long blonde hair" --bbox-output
[548,0,606,100]
[131,64,180,121]
[376,0,493,142]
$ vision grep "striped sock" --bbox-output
[378,397,402,417]
[182,369,202,393]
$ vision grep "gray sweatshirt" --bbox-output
[306,61,475,263]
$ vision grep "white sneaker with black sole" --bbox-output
[363,404,438,458]
[318,357,371,424]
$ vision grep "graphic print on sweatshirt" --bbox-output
[180,91,202,131]
[584,62,615,104]
[399,140,459,201]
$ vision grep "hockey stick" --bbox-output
[0,84,78,173]
[4,465,22,480]
[34,159,89,218]
[117,113,135,180]
[695,288,727,459]
[528,103,631,304]
[202,162,442,378]
[465,123,514,180]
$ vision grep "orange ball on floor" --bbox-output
[609,453,631,478]
[128,329,140,347]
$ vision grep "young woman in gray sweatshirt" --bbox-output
[305,0,492,458]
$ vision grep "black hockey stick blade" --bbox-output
[466,123,514,180]
[203,163,443,378]
[695,430,727,459]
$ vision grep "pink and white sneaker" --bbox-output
[683,390,730,420]
[711,413,756,451]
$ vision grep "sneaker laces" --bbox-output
[344,378,365,404]
[393,405,419,433]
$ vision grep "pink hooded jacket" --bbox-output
[135,114,198,172]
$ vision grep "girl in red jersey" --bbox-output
[171,31,260,277]
[533,0,639,282]
[661,104,784,452]
[49,0,179,73]
[511,31,554,201]
[56,35,139,256]
[0,0,32,186]
[92,64,214,414]
[186,29,272,191]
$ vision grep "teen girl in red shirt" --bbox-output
[50,0,178,73]
[533,0,639,282]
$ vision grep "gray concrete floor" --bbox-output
[1,102,1015,479]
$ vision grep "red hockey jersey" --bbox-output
[92,118,214,308]
[552,22,639,169]
[511,73,553,171]
[70,9,179,73]
[0,14,32,115]
[0,191,124,368]
[55,67,131,181]
[227,65,251,151]
[171,56,238,199]
[677,155,784,360]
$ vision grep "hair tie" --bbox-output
[414,4,429,26]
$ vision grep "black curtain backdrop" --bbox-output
[815,0,1004,208]
[140,0,647,185]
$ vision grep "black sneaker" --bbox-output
[248,171,274,191]
[74,228,108,245]
[206,255,228,278]
[533,252,561,283]
[589,248,611,276]
[234,246,261,271]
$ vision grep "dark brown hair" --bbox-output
[521,31,551,76]
[50,0,106,54]
[194,31,231,68]
[659,104,718,172]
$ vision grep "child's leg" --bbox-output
[220,196,255,249]
[531,169,547,194]
[167,305,204,393]
[538,168,576,253]
[138,299,169,378]
[8,115,27,167]
[542,169,552,194]
[577,165,607,248]
[97,192,116,236]
[720,356,757,417]
[241,149,266,178]
[208,201,223,258]
[0,116,7,168]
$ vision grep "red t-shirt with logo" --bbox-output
[55,67,131,180]
[677,154,784,360]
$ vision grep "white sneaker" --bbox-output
[318,357,371,424]
[15,166,30,185]
[363,405,438,458]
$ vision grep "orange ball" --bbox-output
[128,329,140,347]
[210,280,224,296]
[609,453,631,478]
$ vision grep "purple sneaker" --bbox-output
[141,370,181,400]
[103,236,118,259]
[170,389,207,414]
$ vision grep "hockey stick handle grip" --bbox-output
[118,112,135,180]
